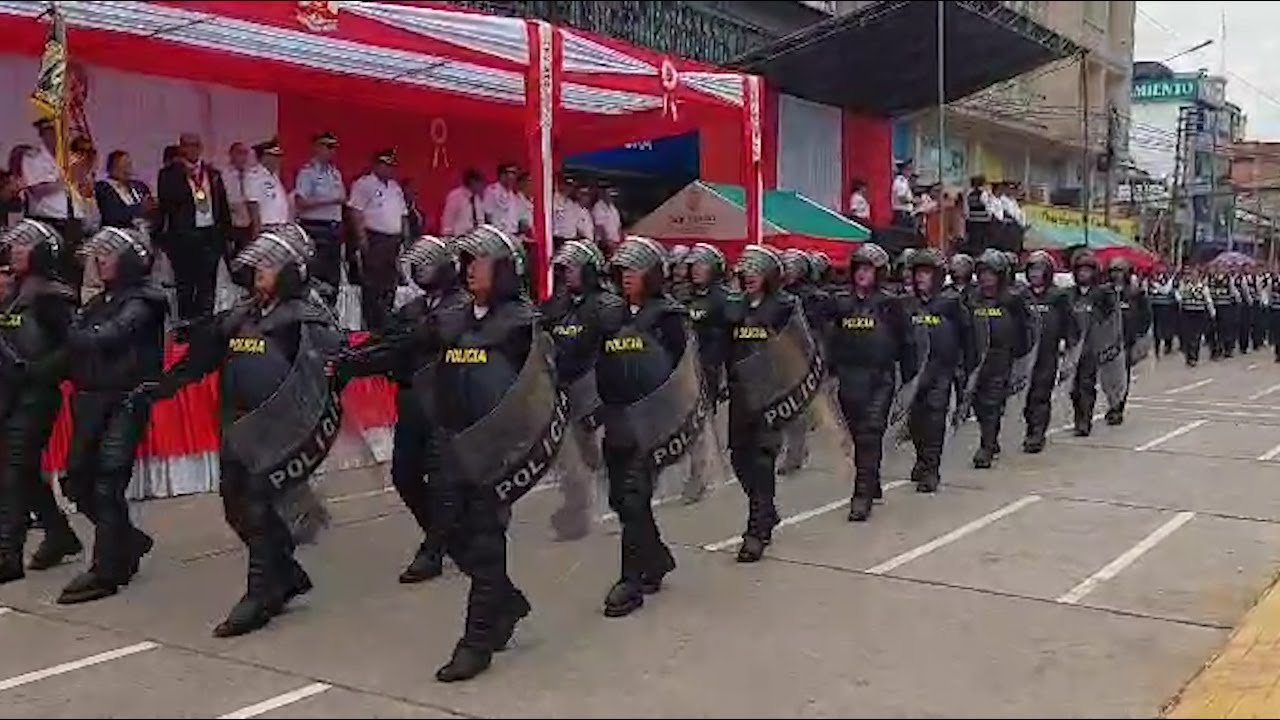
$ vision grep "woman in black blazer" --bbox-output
[94,150,155,230]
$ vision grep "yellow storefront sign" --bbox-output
[1023,204,1137,241]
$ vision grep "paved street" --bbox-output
[2,353,1280,718]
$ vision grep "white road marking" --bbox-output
[1128,403,1280,422]
[1134,420,1209,452]
[327,486,392,504]
[1248,362,1259,371]
[1165,378,1215,395]
[218,682,332,719]
[864,495,1042,576]
[0,607,10,617]
[1056,512,1196,605]
[1248,383,1280,401]
[1259,442,1280,462]
[702,480,911,552]
[0,642,158,693]
[1128,397,1280,410]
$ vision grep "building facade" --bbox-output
[893,1,1135,204]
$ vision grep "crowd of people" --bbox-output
[0,120,624,333]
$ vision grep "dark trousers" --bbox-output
[432,476,524,651]
[1022,350,1058,442]
[1211,306,1237,357]
[220,458,298,605]
[360,231,402,333]
[909,370,952,483]
[300,221,342,304]
[1152,304,1177,354]
[168,228,222,320]
[390,392,435,540]
[973,355,1011,452]
[1240,304,1254,353]
[1252,304,1267,350]
[604,444,674,584]
[1181,311,1208,365]
[62,391,149,581]
[1271,308,1280,358]
[30,216,84,292]
[728,408,781,541]
[1072,355,1099,429]
[837,370,894,500]
[0,388,75,563]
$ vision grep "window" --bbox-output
[1084,1,1109,30]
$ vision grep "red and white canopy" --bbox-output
[0,0,765,294]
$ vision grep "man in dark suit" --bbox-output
[157,132,230,320]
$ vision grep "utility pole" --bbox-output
[1168,106,1192,268]
[936,0,945,200]
[1103,104,1118,227]
[1079,52,1090,247]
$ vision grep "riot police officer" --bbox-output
[725,245,822,559]
[1020,250,1073,453]
[683,243,734,503]
[1068,251,1117,436]
[1209,273,1239,359]
[777,248,829,474]
[540,239,616,541]
[1106,257,1151,426]
[596,237,692,616]
[944,253,976,415]
[1177,270,1213,367]
[154,223,341,637]
[828,243,915,521]
[1149,271,1177,356]
[968,249,1033,468]
[0,220,81,584]
[337,236,467,581]
[57,227,167,604]
[426,225,560,681]
[904,248,972,491]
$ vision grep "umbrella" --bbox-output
[1206,251,1258,271]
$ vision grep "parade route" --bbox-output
[2,354,1280,718]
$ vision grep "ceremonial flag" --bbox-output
[30,3,69,173]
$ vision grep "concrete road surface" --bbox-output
[2,352,1280,718]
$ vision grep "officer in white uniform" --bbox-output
[482,163,521,234]
[891,159,915,228]
[294,131,346,297]
[245,139,292,235]
[591,180,622,253]
[440,168,485,238]
[348,148,408,332]
[22,118,80,284]
[552,175,593,247]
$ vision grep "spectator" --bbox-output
[94,149,155,230]
[157,132,231,320]
[591,180,622,253]
[347,148,408,332]
[482,162,521,234]
[441,167,485,238]
[848,178,871,222]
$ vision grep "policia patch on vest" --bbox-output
[731,306,824,431]
[446,331,571,506]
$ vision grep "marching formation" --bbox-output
[1,218,1278,685]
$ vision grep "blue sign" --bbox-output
[567,133,699,177]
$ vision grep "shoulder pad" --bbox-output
[594,290,625,314]
[656,293,689,316]
[496,296,539,326]
[31,279,78,304]
[127,281,170,308]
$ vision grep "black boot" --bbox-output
[213,594,275,638]
[435,643,493,683]
[0,557,23,585]
[1105,409,1124,426]
[27,530,82,571]
[123,529,154,584]
[57,570,120,604]
[398,541,444,584]
[1023,434,1045,454]
[915,472,940,494]
[603,579,644,618]
[640,550,676,595]
[848,496,873,522]
[282,559,313,605]
[972,446,994,469]
[491,590,532,652]
[736,535,766,563]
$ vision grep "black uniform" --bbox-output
[778,279,829,473]
[725,291,795,548]
[0,275,80,582]
[828,288,914,504]
[1268,278,1280,359]
[1069,283,1115,432]
[596,294,684,612]
[684,279,734,501]
[1108,281,1152,423]
[59,281,167,602]
[942,279,975,414]
[340,284,468,579]
[906,288,972,488]
[1021,282,1073,450]
[969,287,1032,466]
[540,284,617,539]
[1178,281,1212,366]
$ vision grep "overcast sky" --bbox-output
[1134,1,1280,140]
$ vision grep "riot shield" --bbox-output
[221,322,344,490]
[445,330,570,505]
[729,306,825,430]
[1007,308,1043,408]
[952,308,990,428]
[1128,334,1152,366]
[887,320,932,444]
[602,334,710,471]
[1094,293,1130,411]
[567,367,603,427]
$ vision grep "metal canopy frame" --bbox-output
[729,0,1084,115]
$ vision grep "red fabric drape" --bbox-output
[842,112,893,227]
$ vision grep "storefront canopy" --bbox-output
[0,0,766,294]
[631,180,868,262]
[731,0,1082,115]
